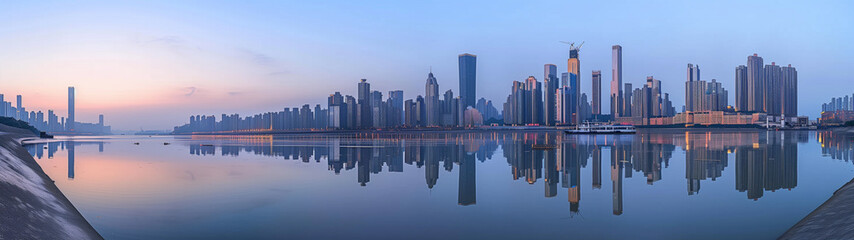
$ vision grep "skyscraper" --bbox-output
[526,76,542,125]
[388,90,404,126]
[782,64,798,116]
[611,45,623,118]
[764,62,783,116]
[568,47,581,124]
[592,70,602,115]
[425,71,440,126]
[357,79,372,128]
[544,64,558,126]
[67,87,75,131]
[747,54,764,112]
[735,65,748,112]
[685,63,700,112]
[623,83,633,117]
[16,95,22,120]
[458,53,477,108]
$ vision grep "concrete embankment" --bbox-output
[780,177,854,239]
[0,124,102,239]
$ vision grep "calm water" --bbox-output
[25,130,854,239]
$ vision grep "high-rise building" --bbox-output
[764,62,783,116]
[388,90,404,126]
[458,53,477,108]
[328,92,347,128]
[747,54,764,112]
[526,76,542,125]
[16,95,22,120]
[623,83,633,117]
[735,65,748,112]
[425,71,440,126]
[67,87,75,131]
[685,63,700,112]
[568,47,581,124]
[544,64,558,126]
[781,64,798,116]
[648,76,662,117]
[611,45,623,118]
[357,79,372,128]
[592,70,602,115]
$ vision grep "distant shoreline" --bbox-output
[166,125,796,136]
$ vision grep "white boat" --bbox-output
[565,122,636,134]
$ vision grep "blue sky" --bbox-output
[0,0,851,130]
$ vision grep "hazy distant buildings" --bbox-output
[459,53,477,108]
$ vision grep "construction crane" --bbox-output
[559,41,585,50]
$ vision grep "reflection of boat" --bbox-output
[201,144,214,147]
[565,122,636,134]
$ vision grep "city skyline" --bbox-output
[0,1,852,130]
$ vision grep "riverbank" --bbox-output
[0,124,102,239]
[780,177,854,239]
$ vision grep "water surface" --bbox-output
[26,130,854,239]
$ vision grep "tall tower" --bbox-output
[764,62,783,116]
[425,71,440,126]
[781,64,798,116]
[67,87,75,131]
[747,54,764,112]
[611,45,623,119]
[686,64,700,112]
[544,64,558,126]
[357,79,372,128]
[458,53,477,109]
[592,71,602,116]
[735,65,748,112]
[526,76,542,124]
[16,95,22,119]
[568,46,581,124]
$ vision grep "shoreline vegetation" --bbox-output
[0,123,102,239]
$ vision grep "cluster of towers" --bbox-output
[822,94,854,112]
[174,54,496,133]
[0,87,109,134]
[504,44,678,126]
[734,54,798,116]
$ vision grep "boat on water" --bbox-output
[565,122,636,134]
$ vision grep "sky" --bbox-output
[0,0,852,131]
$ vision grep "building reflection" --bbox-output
[28,141,110,180]
[26,130,813,214]
[819,131,854,163]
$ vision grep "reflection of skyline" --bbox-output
[28,131,814,213]
[27,141,106,180]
